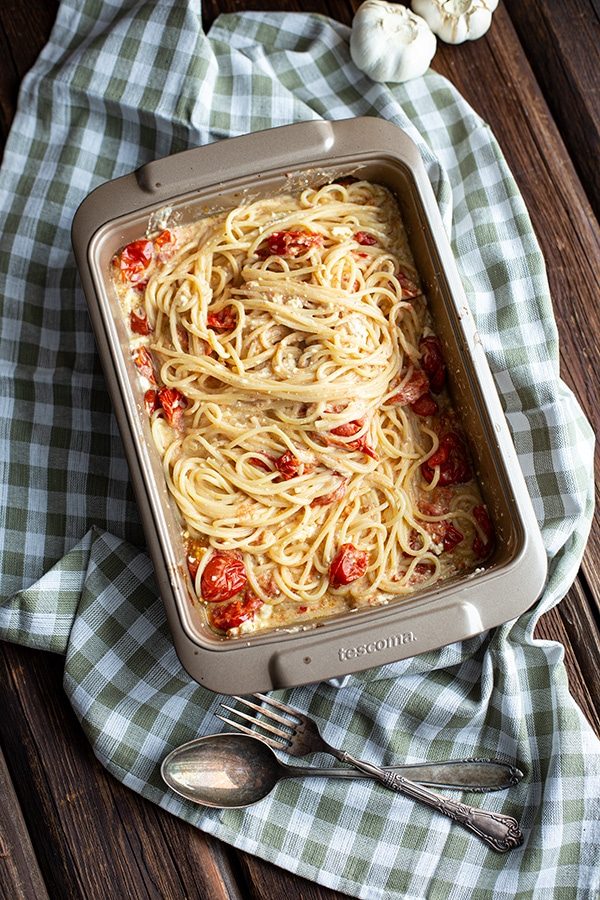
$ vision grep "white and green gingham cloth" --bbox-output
[1,1,598,897]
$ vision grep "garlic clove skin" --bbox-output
[412,0,498,45]
[350,1,437,84]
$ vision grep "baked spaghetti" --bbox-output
[113,180,494,636]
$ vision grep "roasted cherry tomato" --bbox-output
[201,551,247,603]
[330,420,377,460]
[411,392,439,417]
[132,346,156,383]
[259,230,324,258]
[397,270,421,298]
[207,306,237,332]
[389,368,429,406]
[130,308,151,336]
[209,592,263,632]
[158,387,186,428]
[144,389,161,415]
[249,455,273,472]
[311,477,347,507]
[118,239,153,283]
[421,432,472,486]
[353,231,377,246]
[186,539,204,581]
[408,561,436,585]
[175,324,189,352]
[275,450,301,480]
[154,229,173,250]
[154,229,176,263]
[473,505,494,558]
[329,543,368,587]
[420,336,446,393]
[442,523,464,552]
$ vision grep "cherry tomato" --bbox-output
[421,432,472,486]
[443,523,464,552]
[275,450,301,480]
[118,239,153,283]
[175,324,189,352]
[389,368,429,406]
[411,392,439,417]
[420,336,446,393]
[207,306,237,331]
[201,552,247,602]
[259,230,324,258]
[154,229,172,250]
[158,387,187,428]
[330,420,377,460]
[354,231,377,246]
[408,561,435,585]
[329,543,368,587]
[397,270,421,298]
[130,308,151,336]
[249,455,273,472]
[186,539,204,581]
[132,346,156,383]
[144,389,161,415]
[311,477,347,507]
[473,505,494,558]
[209,592,263,632]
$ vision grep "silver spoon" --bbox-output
[161,732,523,808]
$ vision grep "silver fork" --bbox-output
[218,693,523,853]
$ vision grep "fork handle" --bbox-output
[337,751,523,853]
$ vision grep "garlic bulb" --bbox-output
[412,0,498,44]
[350,1,436,84]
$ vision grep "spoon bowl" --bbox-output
[161,732,283,808]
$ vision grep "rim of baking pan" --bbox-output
[72,118,547,689]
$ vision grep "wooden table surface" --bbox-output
[1,2,598,898]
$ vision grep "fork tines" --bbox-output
[216,692,298,751]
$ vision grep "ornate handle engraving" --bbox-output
[338,751,523,852]
[382,771,523,852]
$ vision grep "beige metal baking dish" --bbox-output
[72,118,547,693]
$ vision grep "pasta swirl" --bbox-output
[115,181,493,635]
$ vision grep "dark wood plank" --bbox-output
[503,0,600,219]
[0,0,59,77]
[432,6,600,425]
[0,642,243,900]
[428,5,600,702]
[536,579,600,737]
[0,15,19,147]
[0,746,50,900]
[202,0,358,27]
[237,851,348,900]
[0,0,59,151]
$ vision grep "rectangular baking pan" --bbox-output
[72,118,547,693]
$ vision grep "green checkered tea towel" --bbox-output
[1,1,598,897]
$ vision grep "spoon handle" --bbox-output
[282,757,522,792]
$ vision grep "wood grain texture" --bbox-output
[535,581,600,737]
[237,851,349,900]
[503,0,600,220]
[0,0,59,149]
[0,746,50,900]
[0,642,243,900]
[427,6,600,700]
